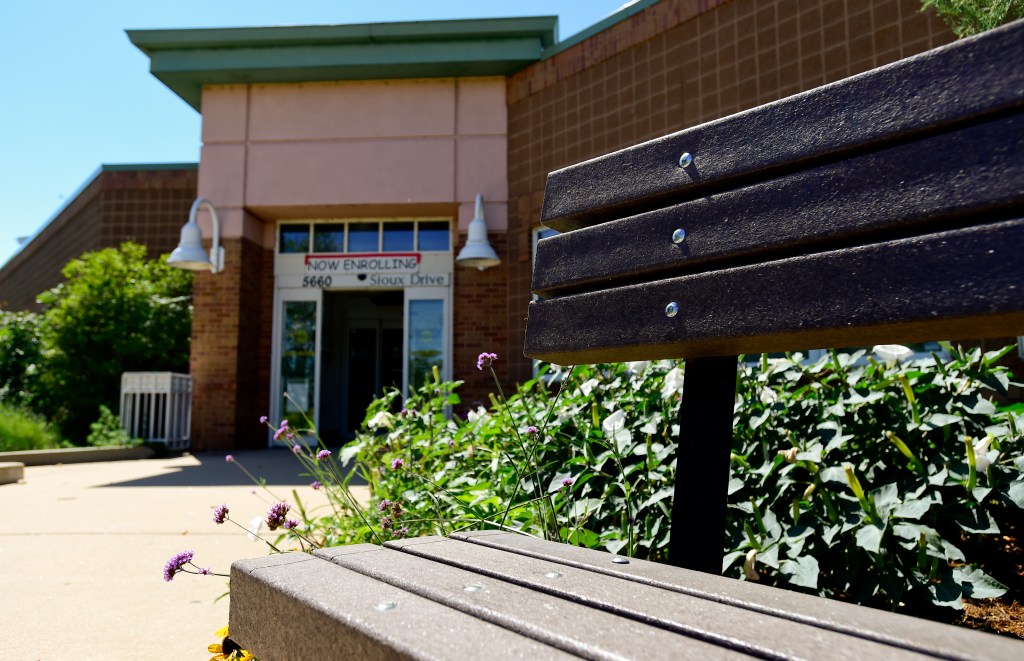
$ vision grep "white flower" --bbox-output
[872,344,913,365]
[974,435,994,474]
[661,367,684,399]
[368,411,395,430]
[743,549,760,581]
[626,361,649,374]
[759,387,778,405]
[602,409,626,435]
[466,406,488,423]
[579,378,600,397]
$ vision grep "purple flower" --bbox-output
[292,444,302,454]
[561,478,575,489]
[393,526,409,540]
[476,352,498,370]
[317,449,332,462]
[391,458,404,470]
[213,504,229,524]
[279,419,289,429]
[283,519,299,530]
[381,515,394,529]
[225,455,234,463]
[266,502,291,531]
[163,550,194,582]
[526,425,539,436]
[259,415,269,425]
[310,480,321,490]
[378,499,391,511]
[197,567,211,575]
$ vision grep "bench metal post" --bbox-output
[668,355,737,573]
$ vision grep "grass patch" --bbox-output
[0,402,62,452]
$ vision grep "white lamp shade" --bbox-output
[167,220,214,271]
[455,194,501,270]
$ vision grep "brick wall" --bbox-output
[189,234,275,450]
[0,167,197,312]
[453,233,510,412]
[504,0,955,382]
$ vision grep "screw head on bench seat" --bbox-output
[672,228,687,244]
[612,557,630,564]
[678,152,693,168]
[665,302,679,318]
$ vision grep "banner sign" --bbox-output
[304,253,420,275]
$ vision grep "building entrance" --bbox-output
[319,291,403,443]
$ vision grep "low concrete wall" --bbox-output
[0,446,154,466]
[0,462,24,485]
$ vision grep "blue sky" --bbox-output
[0,1,631,267]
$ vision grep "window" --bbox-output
[278,220,453,254]
[418,221,450,251]
[383,222,415,252]
[313,224,345,252]
[279,224,310,253]
[348,222,379,252]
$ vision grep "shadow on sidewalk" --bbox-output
[101,449,368,488]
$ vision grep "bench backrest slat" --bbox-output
[534,113,1024,297]
[541,21,1024,232]
[527,219,1024,364]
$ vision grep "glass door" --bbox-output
[270,289,322,441]
[403,287,451,393]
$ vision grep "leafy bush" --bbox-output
[336,347,1022,612]
[86,405,139,447]
[0,401,62,452]
[921,0,1024,37]
[0,310,43,406]
[31,243,192,441]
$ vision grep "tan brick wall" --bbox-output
[505,0,954,381]
[0,168,197,312]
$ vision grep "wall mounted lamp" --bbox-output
[167,197,224,274]
[455,194,501,271]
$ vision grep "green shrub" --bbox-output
[0,310,43,406]
[921,0,1024,37]
[32,242,192,441]
[86,405,138,447]
[336,346,1022,612]
[0,401,61,452]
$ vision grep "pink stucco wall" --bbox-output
[197,77,508,242]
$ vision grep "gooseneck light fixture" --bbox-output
[455,194,501,271]
[167,197,224,274]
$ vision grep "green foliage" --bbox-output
[0,310,43,406]
[921,0,1024,37]
[32,242,192,441]
[86,405,138,447]
[727,345,1022,611]
[333,347,1022,612]
[0,401,61,452]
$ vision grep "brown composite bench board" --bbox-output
[525,18,1024,572]
[229,533,1024,660]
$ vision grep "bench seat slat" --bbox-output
[387,536,933,660]
[526,219,1024,364]
[541,20,1024,231]
[230,553,577,660]
[314,544,752,660]
[534,113,1024,297]
[452,531,1024,661]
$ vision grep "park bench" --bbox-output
[229,19,1024,659]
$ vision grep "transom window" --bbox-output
[279,220,451,254]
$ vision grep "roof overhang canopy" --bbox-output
[127,17,559,111]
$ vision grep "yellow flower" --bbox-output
[208,626,255,661]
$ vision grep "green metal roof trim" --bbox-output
[127,17,559,111]
[101,162,198,172]
[541,0,662,60]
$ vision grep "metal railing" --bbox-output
[120,372,192,450]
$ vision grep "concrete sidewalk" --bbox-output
[0,450,363,660]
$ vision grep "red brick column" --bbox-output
[189,236,273,450]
